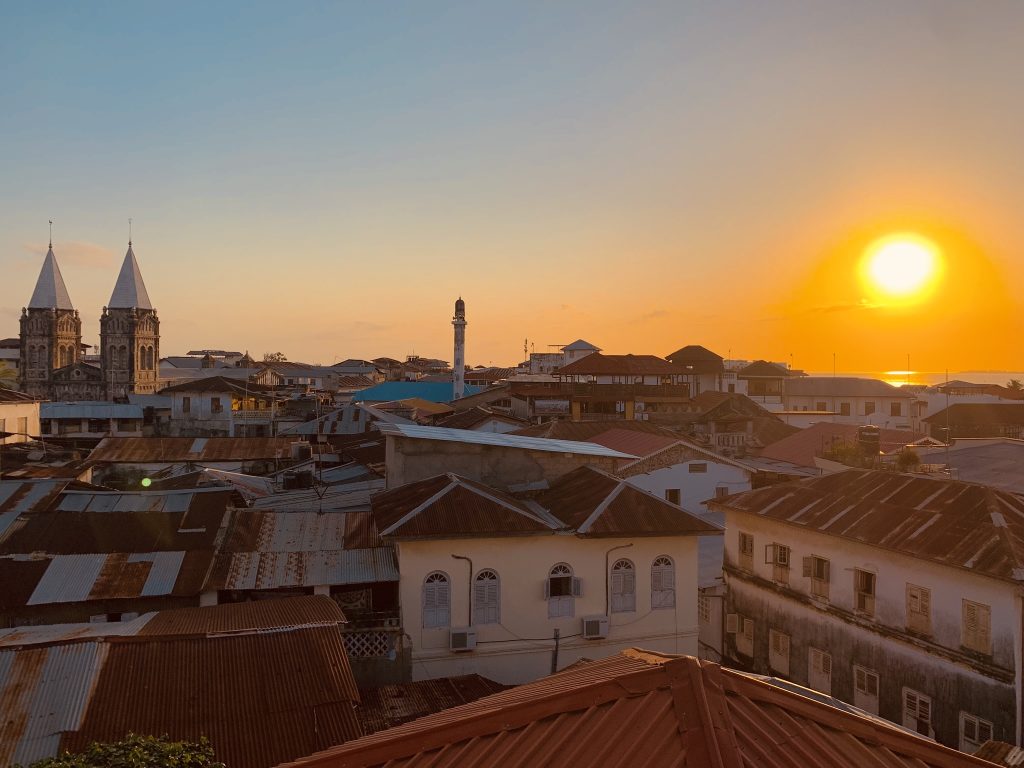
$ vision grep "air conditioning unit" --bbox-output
[581,615,609,640]
[726,613,739,634]
[449,627,477,652]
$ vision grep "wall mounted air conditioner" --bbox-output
[582,615,609,640]
[450,627,477,652]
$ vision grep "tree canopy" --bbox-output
[22,734,224,768]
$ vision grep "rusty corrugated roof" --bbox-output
[358,675,509,735]
[713,468,1024,583]
[62,626,362,768]
[139,595,345,636]
[278,649,991,768]
[757,422,924,468]
[0,479,68,514]
[87,436,304,463]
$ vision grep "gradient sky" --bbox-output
[2,1,1022,371]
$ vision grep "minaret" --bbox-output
[19,232,83,398]
[100,239,160,399]
[452,296,467,400]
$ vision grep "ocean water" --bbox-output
[806,371,1024,388]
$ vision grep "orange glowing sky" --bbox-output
[1,2,1022,372]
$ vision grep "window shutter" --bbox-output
[438,582,450,626]
[822,559,831,582]
[802,557,812,578]
[572,576,582,597]
[543,579,550,600]
[742,618,753,641]
[765,543,776,565]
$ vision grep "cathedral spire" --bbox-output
[108,242,153,309]
[28,240,75,310]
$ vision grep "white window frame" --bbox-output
[735,616,754,658]
[906,583,931,635]
[651,555,675,609]
[808,647,832,695]
[959,711,993,753]
[422,571,451,629]
[738,531,754,571]
[853,665,880,715]
[768,629,790,676]
[610,559,636,613]
[765,543,791,584]
[854,569,876,616]
[697,592,710,623]
[962,600,992,655]
[473,569,500,625]
[804,555,830,599]
[546,563,580,618]
[903,688,933,737]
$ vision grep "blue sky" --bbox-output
[2,1,1022,369]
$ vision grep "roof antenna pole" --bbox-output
[129,217,132,247]
[48,219,53,249]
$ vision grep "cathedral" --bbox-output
[19,238,160,401]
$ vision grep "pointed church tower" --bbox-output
[19,241,83,398]
[100,241,160,399]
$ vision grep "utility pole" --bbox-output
[551,628,560,674]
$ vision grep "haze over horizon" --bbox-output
[2,1,1022,371]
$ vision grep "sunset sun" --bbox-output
[861,233,942,302]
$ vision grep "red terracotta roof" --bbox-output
[280,648,987,768]
[713,468,1024,583]
[539,466,722,537]
[757,422,923,468]
[88,437,305,463]
[585,427,679,458]
[557,353,681,376]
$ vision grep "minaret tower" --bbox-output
[19,228,82,399]
[452,296,467,400]
[100,238,160,399]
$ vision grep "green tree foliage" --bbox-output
[262,351,287,363]
[896,448,921,472]
[22,734,224,768]
[1008,378,1023,391]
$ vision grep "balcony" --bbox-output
[231,409,275,421]
[558,382,691,400]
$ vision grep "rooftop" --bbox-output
[713,468,1024,584]
[281,648,985,768]
[377,423,636,459]
[28,246,75,310]
[557,353,682,377]
[87,436,305,463]
[353,381,482,404]
[108,244,153,310]
[757,422,923,468]
[784,376,911,398]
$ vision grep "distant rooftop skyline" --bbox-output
[2,1,1022,370]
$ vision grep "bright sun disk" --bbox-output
[862,234,941,300]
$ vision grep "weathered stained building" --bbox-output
[712,469,1024,754]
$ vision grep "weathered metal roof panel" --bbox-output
[0,480,66,514]
[0,642,108,767]
[28,554,108,605]
[129,551,187,597]
[377,423,636,458]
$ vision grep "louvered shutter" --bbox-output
[571,577,582,597]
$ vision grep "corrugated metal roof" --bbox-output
[57,489,197,513]
[352,382,482,404]
[0,616,154,648]
[377,423,636,458]
[358,676,508,734]
[785,376,912,398]
[281,649,990,768]
[139,595,345,636]
[0,641,108,767]
[40,402,143,419]
[62,628,362,768]
[87,437,302,463]
[758,422,924,468]
[249,480,384,512]
[714,468,1024,583]
[28,554,109,604]
[213,547,398,590]
[0,480,68,514]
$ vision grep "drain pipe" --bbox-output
[605,543,634,615]
[451,554,473,626]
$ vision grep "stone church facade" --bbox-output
[19,240,161,401]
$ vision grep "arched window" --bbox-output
[546,563,579,618]
[652,556,676,609]
[422,571,451,629]
[611,559,636,613]
[109,345,118,368]
[473,569,500,625]
[147,346,155,369]
[29,346,38,367]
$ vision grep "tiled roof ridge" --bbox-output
[449,475,559,530]
[282,657,678,767]
[378,476,460,536]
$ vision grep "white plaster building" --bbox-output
[783,377,915,429]
[712,468,1024,754]
[0,389,41,445]
[371,466,721,684]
